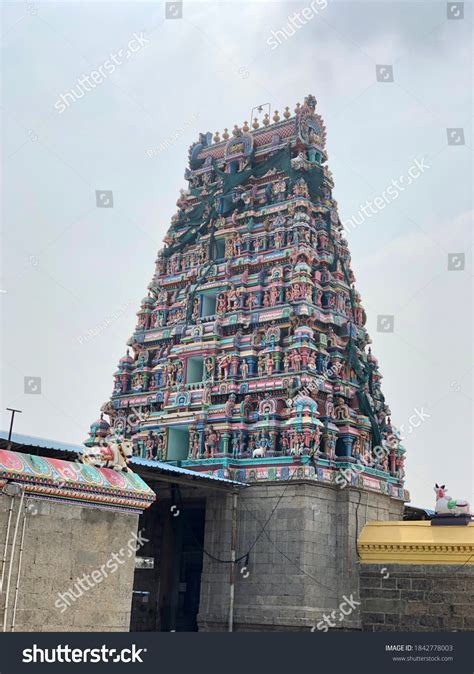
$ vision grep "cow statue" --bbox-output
[82,438,134,472]
[434,483,470,516]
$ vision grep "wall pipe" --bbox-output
[228,490,238,633]
[0,493,15,595]
[10,502,27,632]
[2,488,25,632]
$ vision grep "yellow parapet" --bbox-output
[357,521,474,565]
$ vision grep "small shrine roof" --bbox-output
[0,447,155,512]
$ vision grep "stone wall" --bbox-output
[0,493,140,632]
[360,564,474,631]
[198,482,404,631]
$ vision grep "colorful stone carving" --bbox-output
[85,95,405,495]
[82,439,133,472]
[0,449,154,512]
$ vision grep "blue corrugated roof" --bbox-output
[0,431,246,487]
[405,504,435,516]
[0,431,84,454]
[131,456,247,486]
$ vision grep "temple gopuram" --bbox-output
[86,94,405,501]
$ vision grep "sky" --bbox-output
[1,0,472,508]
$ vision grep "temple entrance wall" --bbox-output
[198,483,404,631]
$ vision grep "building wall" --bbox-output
[198,482,404,631]
[360,564,474,631]
[0,493,139,632]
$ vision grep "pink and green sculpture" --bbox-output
[86,95,405,497]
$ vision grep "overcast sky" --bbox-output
[1,0,472,507]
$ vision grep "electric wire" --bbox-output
[172,467,305,566]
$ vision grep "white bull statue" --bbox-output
[82,439,134,472]
[434,483,470,516]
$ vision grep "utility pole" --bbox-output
[228,490,238,632]
[6,408,22,450]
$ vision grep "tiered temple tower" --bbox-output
[87,95,405,501]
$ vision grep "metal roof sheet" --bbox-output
[0,431,83,454]
[131,456,247,486]
[0,431,246,487]
[404,504,435,516]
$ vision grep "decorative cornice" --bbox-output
[358,521,474,565]
[0,449,155,513]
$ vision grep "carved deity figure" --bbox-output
[334,396,350,420]
[233,233,243,256]
[325,393,334,418]
[269,286,279,306]
[225,393,236,418]
[166,362,176,386]
[225,237,234,258]
[274,179,287,201]
[217,293,227,314]
[265,353,275,376]
[218,353,231,380]
[132,375,143,392]
[325,435,336,460]
[192,297,200,321]
[352,437,362,462]
[175,361,184,384]
[145,432,157,460]
[189,427,201,459]
[204,425,219,458]
[246,293,257,310]
[227,287,240,311]
[205,357,215,382]
[290,350,301,372]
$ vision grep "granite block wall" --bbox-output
[0,492,139,632]
[360,564,474,632]
[198,482,404,631]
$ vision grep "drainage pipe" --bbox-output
[0,482,23,596]
[2,487,25,632]
[228,490,238,633]
[10,501,27,632]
